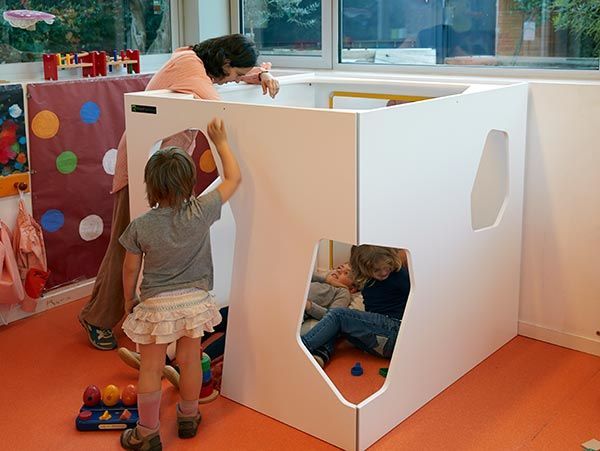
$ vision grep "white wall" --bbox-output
[0,194,30,231]
[183,0,231,45]
[518,82,600,356]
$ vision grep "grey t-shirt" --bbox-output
[119,190,222,301]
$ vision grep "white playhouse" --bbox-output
[124,74,528,450]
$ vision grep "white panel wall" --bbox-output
[219,80,316,107]
[313,79,469,109]
[125,91,359,450]
[356,84,528,449]
[518,82,600,356]
[121,79,600,449]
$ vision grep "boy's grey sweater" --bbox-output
[305,273,352,320]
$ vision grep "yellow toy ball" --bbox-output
[102,384,120,407]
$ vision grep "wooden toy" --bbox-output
[76,384,138,431]
[43,49,140,81]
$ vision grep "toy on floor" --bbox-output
[199,353,219,403]
[76,384,139,431]
[42,49,140,81]
[351,362,364,376]
[582,439,600,451]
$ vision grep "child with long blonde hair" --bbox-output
[118,118,240,450]
[301,245,410,367]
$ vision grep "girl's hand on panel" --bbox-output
[207,118,227,147]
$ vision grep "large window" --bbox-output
[340,0,599,70]
[238,0,331,68]
[0,1,172,64]
[239,1,600,71]
[240,0,322,56]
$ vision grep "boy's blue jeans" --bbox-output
[301,307,400,361]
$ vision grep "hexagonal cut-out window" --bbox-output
[149,129,218,197]
[299,239,412,405]
[471,129,509,231]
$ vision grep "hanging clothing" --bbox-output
[0,220,25,304]
[12,198,49,310]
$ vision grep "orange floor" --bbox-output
[1,298,599,450]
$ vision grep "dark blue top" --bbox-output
[361,267,410,320]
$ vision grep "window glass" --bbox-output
[240,0,322,57]
[0,1,172,64]
[340,0,599,70]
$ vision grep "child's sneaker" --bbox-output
[312,354,325,368]
[79,317,117,350]
[312,348,330,369]
[120,426,162,450]
[177,408,202,439]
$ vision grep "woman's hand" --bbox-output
[260,72,280,98]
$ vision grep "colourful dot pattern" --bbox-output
[41,209,65,232]
[80,101,101,124]
[27,77,153,288]
[31,110,59,139]
[26,77,218,289]
[199,148,216,173]
[56,150,78,174]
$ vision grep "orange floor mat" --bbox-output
[1,297,599,450]
[324,340,388,405]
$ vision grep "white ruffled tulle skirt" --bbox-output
[122,288,222,345]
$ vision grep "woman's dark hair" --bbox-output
[190,34,259,79]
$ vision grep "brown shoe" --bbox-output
[120,426,162,450]
[177,408,202,439]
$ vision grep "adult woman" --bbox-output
[79,34,280,350]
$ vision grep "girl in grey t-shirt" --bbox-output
[119,119,241,449]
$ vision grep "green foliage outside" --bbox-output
[513,0,600,56]
[243,0,319,35]
[0,0,170,63]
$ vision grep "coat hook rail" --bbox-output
[14,181,28,191]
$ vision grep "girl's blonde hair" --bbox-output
[144,146,196,209]
[350,245,404,290]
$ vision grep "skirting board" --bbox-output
[519,321,600,357]
[0,279,94,325]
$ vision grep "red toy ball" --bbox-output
[82,385,101,407]
[121,384,138,406]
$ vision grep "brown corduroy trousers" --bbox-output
[79,186,130,329]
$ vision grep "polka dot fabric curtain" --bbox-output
[27,75,152,289]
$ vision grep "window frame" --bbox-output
[332,1,600,81]
[231,0,332,69]
[0,0,182,82]
[232,0,600,81]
